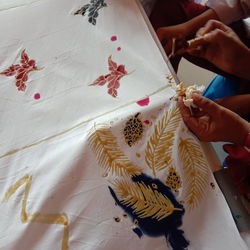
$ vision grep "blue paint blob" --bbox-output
[109,173,189,250]
[133,227,143,238]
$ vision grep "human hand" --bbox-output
[178,94,250,145]
[157,23,190,55]
[156,9,219,56]
[187,20,250,80]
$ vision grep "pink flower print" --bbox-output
[89,56,128,98]
[0,49,40,91]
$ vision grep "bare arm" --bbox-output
[216,94,250,117]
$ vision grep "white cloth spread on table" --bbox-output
[0,0,248,250]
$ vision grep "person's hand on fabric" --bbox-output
[178,94,250,145]
[187,20,250,80]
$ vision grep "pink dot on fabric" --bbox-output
[111,36,117,41]
[34,93,40,100]
[144,120,150,125]
[117,47,121,51]
[136,97,150,106]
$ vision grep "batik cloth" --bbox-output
[0,0,247,249]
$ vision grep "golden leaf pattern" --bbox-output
[112,179,182,221]
[145,106,181,176]
[166,166,182,195]
[179,137,209,209]
[89,126,142,176]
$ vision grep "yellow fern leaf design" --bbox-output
[112,180,182,221]
[145,106,181,176]
[179,137,209,209]
[89,126,142,176]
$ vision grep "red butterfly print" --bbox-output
[0,49,40,91]
[89,56,128,98]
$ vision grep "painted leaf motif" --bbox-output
[179,137,209,209]
[20,50,29,65]
[89,75,108,86]
[74,0,107,25]
[117,65,127,75]
[108,56,118,72]
[108,88,117,98]
[145,106,181,177]
[88,17,96,25]
[88,126,142,176]
[0,64,20,76]
[0,49,40,92]
[16,69,28,81]
[112,179,182,221]
[107,76,120,89]
[109,174,189,249]
[16,81,26,91]
[74,5,89,15]
[89,10,99,18]
[89,56,128,98]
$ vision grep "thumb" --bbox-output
[192,94,221,115]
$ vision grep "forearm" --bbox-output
[185,9,219,35]
[216,94,250,116]
[233,121,250,145]
[234,94,250,116]
[234,47,250,80]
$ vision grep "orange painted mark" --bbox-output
[2,176,69,250]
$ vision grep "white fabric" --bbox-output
[0,0,248,250]
[207,0,250,24]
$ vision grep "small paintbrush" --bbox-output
[169,36,206,58]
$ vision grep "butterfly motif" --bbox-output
[89,56,128,98]
[74,0,107,25]
[0,49,40,91]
